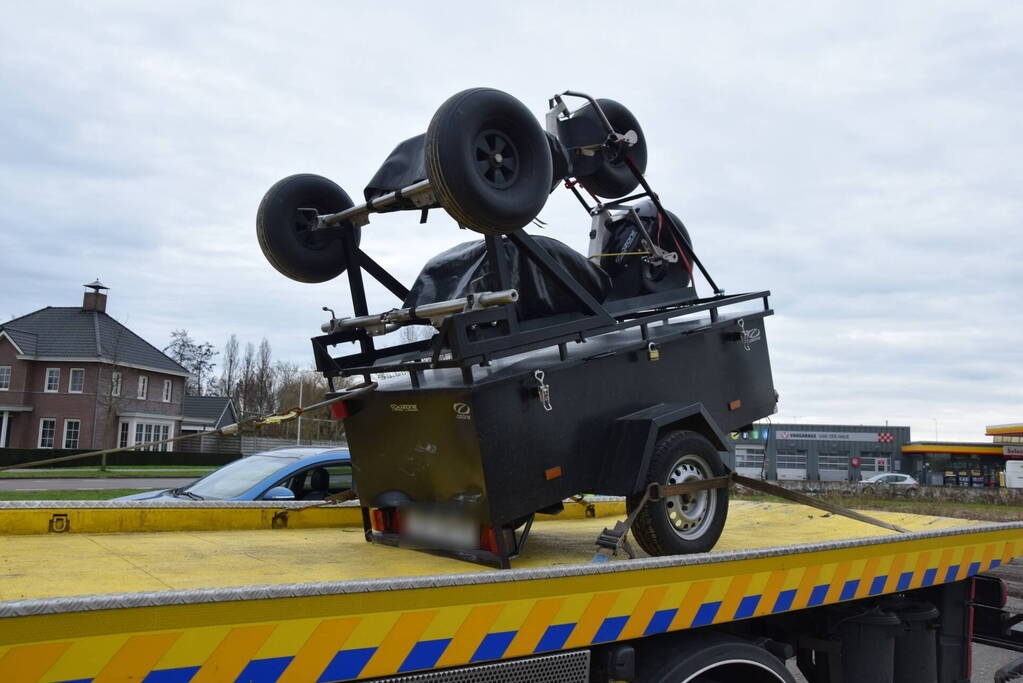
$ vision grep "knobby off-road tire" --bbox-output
[257,174,358,283]
[574,98,648,199]
[425,88,552,235]
[628,430,729,556]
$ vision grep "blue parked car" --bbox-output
[114,447,352,501]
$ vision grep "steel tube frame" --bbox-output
[316,179,433,230]
[323,289,519,333]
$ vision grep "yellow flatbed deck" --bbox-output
[0,501,984,602]
[0,500,1019,683]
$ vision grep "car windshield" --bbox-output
[184,454,299,500]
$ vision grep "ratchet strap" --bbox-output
[592,471,908,563]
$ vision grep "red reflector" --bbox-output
[371,509,385,532]
[391,509,402,534]
[330,401,349,419]
[480,526,498,553]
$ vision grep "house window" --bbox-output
[111,371,122,397]
[69,368,85,393]
[162,379,172,403]
[119,422,129,448]
[137,375,148,399]
[0,366,10,390]
[45,368,60,392]
[64,419,81,449]
[38,418,56,448]
[132,421,173,452]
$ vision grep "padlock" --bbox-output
[647,342,660,361]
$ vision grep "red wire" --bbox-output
[564,177,601,203]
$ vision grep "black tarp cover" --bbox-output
[364,135,427,203]
[403,236,610,320]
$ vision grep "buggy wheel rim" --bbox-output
[473,129,519,189]
[664,453,716,540]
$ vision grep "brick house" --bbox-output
[0,282,189,451]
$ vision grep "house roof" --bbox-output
[182,396,236,428]
[0,307,188,376]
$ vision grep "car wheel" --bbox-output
[425,88,553,235]
[257,174,358,283]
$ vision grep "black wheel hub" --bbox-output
[474,129,519,189]
[292,207,328,250]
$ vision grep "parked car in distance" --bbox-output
[114,447,351,501]
[862,473,920,487]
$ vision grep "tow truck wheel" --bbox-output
[628,431,728,556]
[643,632,795,682]
[574,98,648,199]
[256,174,359,283]
[425,88,553,235]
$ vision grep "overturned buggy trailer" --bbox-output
[257,88,778,566]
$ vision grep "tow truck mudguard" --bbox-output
[599,402,732,496]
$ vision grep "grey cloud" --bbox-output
[1,1,1020,442]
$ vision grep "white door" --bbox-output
[735,446,765,479]
[776,451,807,480]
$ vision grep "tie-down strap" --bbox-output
[593,471,908,562]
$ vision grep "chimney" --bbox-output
[83,279,109,313]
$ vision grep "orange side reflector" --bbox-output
[728,400,742,411]
[371,509,384,532]
[545,466,563,480]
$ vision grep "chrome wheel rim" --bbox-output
[664,453,716,540]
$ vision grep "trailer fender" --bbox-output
[599,403,732,495]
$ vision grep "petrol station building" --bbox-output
[898,423,1023,488]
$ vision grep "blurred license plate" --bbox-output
[403,507,478,550]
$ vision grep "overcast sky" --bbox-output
[2,2,1020,441]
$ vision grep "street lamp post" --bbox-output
[297,380,303,445]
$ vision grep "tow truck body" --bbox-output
[1,499,1020,682]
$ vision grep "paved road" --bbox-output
[0,477,197,491]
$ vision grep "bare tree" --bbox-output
[238,342,257,417]
[255,338,274,414]
[218,334,240,399]
[164,329,218,396]
[95,320,131,454]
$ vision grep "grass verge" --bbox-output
[0,489,153,501]
[0,467,215,479]
[736,492,1023,523]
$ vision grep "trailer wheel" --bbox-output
[256,174,358,283]
[628,431,728,556]
[574,98,648,199]
[425,88,553,235]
